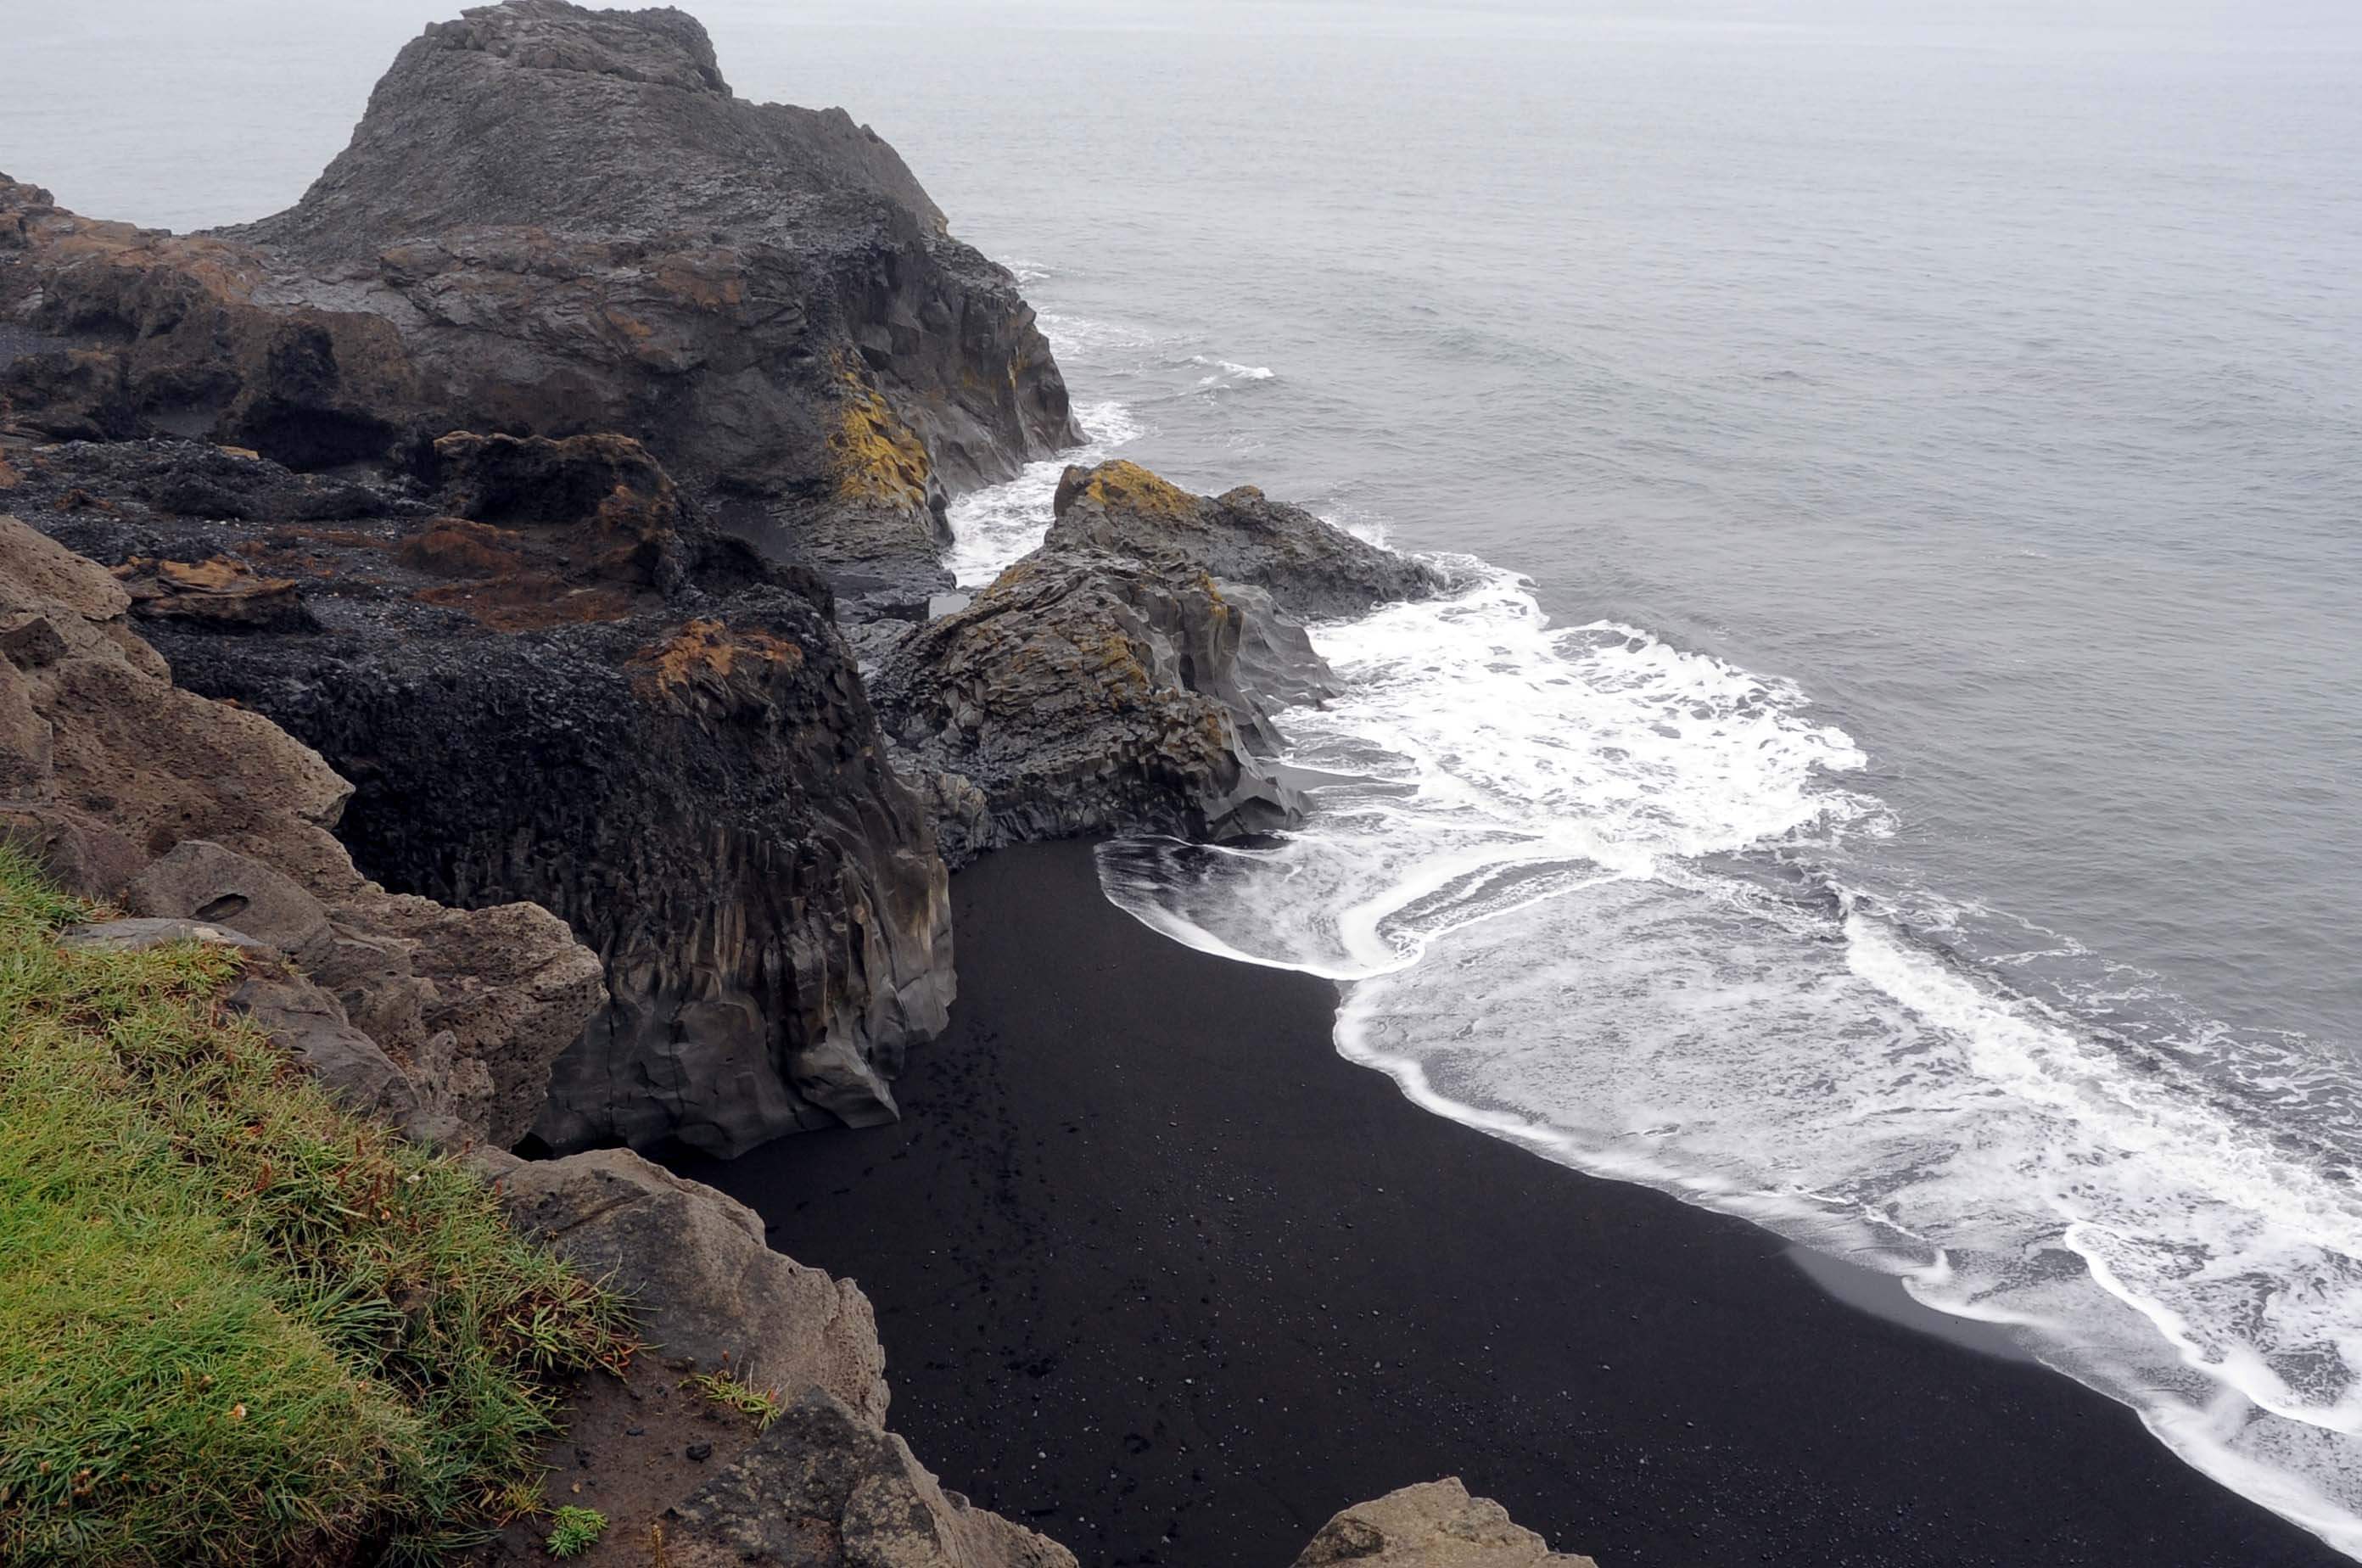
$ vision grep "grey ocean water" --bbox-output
[10,0,2362,1552]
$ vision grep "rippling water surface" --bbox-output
[9,0,2362,1552]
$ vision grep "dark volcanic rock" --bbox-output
[12,436,954,1156]
[871,546,1308,869]
[1047,459,1446,620]
[869,457,1424,866]
[1,0,1079,591]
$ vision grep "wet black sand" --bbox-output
[675,842,2344,1568]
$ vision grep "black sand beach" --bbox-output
[677,843,2345,1568]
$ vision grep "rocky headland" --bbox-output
[0,3,1559,1564]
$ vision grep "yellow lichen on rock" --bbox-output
[1081,460,1196,519]
[826,359,932,509]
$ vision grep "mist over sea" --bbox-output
[12,0,2361,1552]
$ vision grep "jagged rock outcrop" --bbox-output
[871,545,1309,867]
[1049,459,1446,620]
[1291,1481,1598,1568]
[490,1147,890,1420]
[1,0,1079,609]
[462,1146,1070,1568]
[0,511,603,1144]
[9,435,954,1156]
[870,458,1442,866]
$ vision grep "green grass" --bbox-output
[0,847,638,1565]
[684,1366,784,1432]
[544,1505,607,1559]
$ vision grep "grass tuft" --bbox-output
[544,1505,607,1559]
[684,1365,784,1432]
[0,846,638,1565]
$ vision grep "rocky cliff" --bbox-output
[0,508,600,1146]
[8,434,952,1156]
[2,0,1078,612]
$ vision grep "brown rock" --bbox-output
[1290,1481,1598,1568]
[128,838,334,960]
[0,800,143,899]
[494,1147,889,1420]
[226,960,423,1127]
[114,555,316,632]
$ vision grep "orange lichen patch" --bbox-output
[411,578,636,631]
[826,360,932,508]
[398,518,531,579]
[652,252,746,311]
[112,555,308,629]
[629,618,804,696]
[1079,460,1196,519]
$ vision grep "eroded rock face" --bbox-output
[1,0,1080,597]
[1291,1481,1598,1568]
[1048,460,1446,621]
[492,1147,890,1421]
[0,512,602,1145]
[871,546,1309,868]
[10,437,954,1156]
[671,1388,1078,1568]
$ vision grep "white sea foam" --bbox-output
[1187,354,1278,390]
[1035,311,1167,360]
[942,400,1145,588]
[1072,555,2362,1558]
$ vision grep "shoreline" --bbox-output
[677,841,2344,1568]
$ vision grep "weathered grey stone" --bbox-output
[495,1148,889,1420]
[0,800,143,899]
[669,1387,1077,1568]
[227,965,422,1125]
[128,838,334,961]
[1290,1481,1597,1568]
[59,917,272,955]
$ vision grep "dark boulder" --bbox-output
[871,546,1310,868]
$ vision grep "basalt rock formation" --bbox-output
[9,434,954,1157]
[0,511,603,1145]
[1,0,1079,610]
[872,459,1448,866]
[1049,459,1447,620]
[870,545,1311,868]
